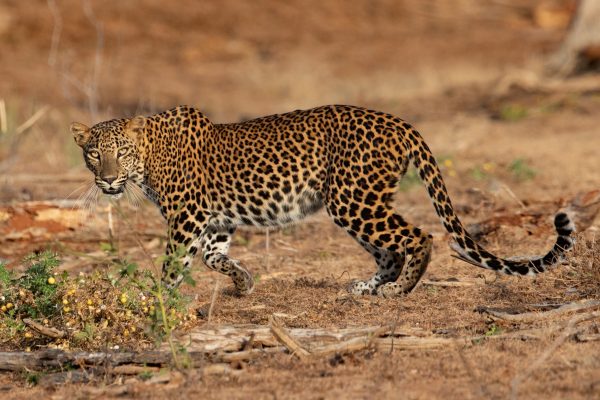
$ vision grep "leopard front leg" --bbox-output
[201,225,254,295]
[161,209,208,289]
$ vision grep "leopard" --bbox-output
[71,105,575,297]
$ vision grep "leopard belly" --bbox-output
[214,185,324,228]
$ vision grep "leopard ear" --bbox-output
[70,122,91,147]
[125,116,146,144]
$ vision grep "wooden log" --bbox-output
[482,300,600,322]
[111,365,160,375]
[168,324,424,353]
[5,316,596,373]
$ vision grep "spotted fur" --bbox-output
[71,105,575,297]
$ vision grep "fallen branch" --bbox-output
[269,315,311,360]
[510,311,593,400]
[171,324,422,353]
[422,278,484,287]
[111,365,160,375]
[576,333,600,342]
[2,315,598,373]
[23,318,66,339]
[481,299,600,322]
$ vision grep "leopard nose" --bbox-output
[103,176,117,185]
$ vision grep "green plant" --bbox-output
[509,158,536,181]
[485,324,502,336]
[498,104,528,122]
[24,371,42,386]
[138,369,154,381]
[470,166,487,181]
[0,262,12,288]
[18,252,62,318]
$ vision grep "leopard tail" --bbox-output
[402,125,575,275]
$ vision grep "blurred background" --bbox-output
[1,3,599,396]
[0,0,598,261]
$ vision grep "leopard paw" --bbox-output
[376,282,403,298]
[347,280,376,295]
[233,269,255,295]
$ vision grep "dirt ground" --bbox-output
[1,0,599,399]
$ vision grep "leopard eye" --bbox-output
[117,148,128,158]
[87,150,100,160]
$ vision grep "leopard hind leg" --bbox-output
[330,207,432,297]
[349,239,407,294]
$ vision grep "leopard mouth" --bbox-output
[102,187,124,199]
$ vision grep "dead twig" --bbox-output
[207,280,220,324]
[510,311,600,400]
[0,98,7,134]
[268,315,311,360]
[422,278,484,287]
[576,333,600,342]
[14,106,50,135]
[23,318,66,339]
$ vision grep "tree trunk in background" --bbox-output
[548,0,600,75]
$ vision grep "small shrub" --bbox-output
[0,252,196,352]
[508,158,536,181]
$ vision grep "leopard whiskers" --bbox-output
[124,181,146,209]
[65,180,95,203]
[71,181,99,224]
[81,183,100,215]
[139,182,164,203]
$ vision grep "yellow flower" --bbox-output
[63,306,71,313]
[47,277,56,285]
[123,329,129,337]
[87,299,93,306]
[1,305,6,312]
[62,298,69,305]
[482,162,495,172]
[5,303,13,310]
[24,332,33,339]
[443,159,454,168]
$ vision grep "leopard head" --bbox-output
[71,116,146,199]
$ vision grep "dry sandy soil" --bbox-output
[0,0,599,399]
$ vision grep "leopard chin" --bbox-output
[108,192,123,200]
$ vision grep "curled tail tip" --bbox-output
[450,211,576,275]
[553,211,576,255]
[554,211,576,236]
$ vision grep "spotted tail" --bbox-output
[404,127,575,275]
